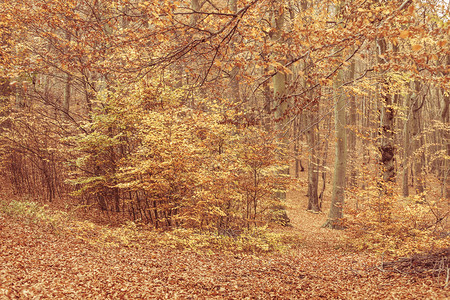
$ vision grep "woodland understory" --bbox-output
[0,0,449,298]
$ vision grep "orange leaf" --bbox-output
[399,30,410,38]
[412,44,422,51]
[437,40,447,47]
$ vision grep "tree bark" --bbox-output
[402,93,411,197]
[412,80,425,196]
[324,58,346,229]
[228,0,240,103]
[440,55,449,200]
[62,73,71,119]
[377,38,396,190]
[270,1,290,226]
[306,110,320,212]
[324,1,346,228]
[347,55,357,188]
[272,1,290,196]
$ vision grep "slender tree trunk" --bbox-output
[324,59,346,229]
[62,73,71,118]
[402,94,411,197]
[377,38,396,190]
[440,55,449,200]
[318,116,330,205]
[293,116,304,177]
[306,110,320,212]
[272,1,290,192]
[62,30,71,119]
[269,1,290,225]
[14,77,25,109]
[347,56,357,188]
[228,0,240,103]
[412,80,425,196]
[323,2,346,228]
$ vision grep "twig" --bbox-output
[393,266,407,275]
[377,253,386,272]
[444,266,449,288]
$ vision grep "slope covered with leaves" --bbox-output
[1,197,448,299]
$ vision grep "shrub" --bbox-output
[68,79,290,231]
[345,185,450,257]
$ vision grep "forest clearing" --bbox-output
[0,0,449,298]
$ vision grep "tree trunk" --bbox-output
[402,93,411,197]
[62,73,71,118]
[62,30,71,119]
[412,80,425,196]
[14,77,25,109]
[293,116,304,177]
[270,1,290,226]
[440,55,449,200]
[347,55,357,188]
[307,110,320,212]
[324,55,346,229]
[228,0,240,103]
[272,2,290,196]
[377,38,396,191]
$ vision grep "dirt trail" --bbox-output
[284,188,345,249]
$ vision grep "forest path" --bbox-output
[1,209,447,299]
[284,187,344,250]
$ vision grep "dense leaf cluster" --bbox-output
[67,81,290,230]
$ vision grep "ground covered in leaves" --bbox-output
[1,201,448,299]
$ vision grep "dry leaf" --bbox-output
[412,44,422,51]
[399,30,410,38]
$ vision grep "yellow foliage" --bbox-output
[345,186,450,258]
[68,78,290,231]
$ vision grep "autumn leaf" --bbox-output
[412,44,422,51]
[399,30,410,38]
[437,40,447,47]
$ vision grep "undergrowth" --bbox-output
[163,227,302,255]
[345,187,450,258]
[0,198,66,230]
[0,198,302,255]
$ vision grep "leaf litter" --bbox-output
[1,205,448,299]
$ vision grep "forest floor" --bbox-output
[0,187,449,299]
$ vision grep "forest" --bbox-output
[0,0,449,298]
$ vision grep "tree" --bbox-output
[411,80,426,196]
[377,37,396,189]
[323,2,347,229]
